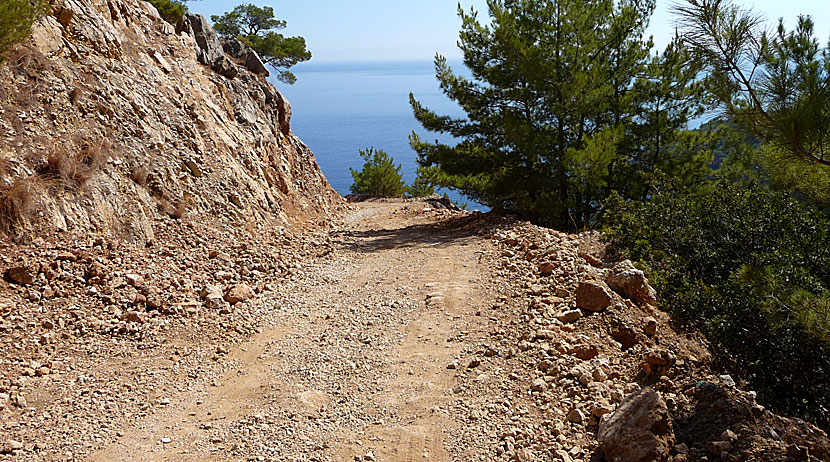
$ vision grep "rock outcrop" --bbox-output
[187,13,224,67]
[0,0,341,244]
[222,37,270,77]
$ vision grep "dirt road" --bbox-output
[89,201,501,461]
[10,199,828,462]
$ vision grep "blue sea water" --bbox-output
[276,60,485,210]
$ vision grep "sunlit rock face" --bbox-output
[0,0,341,243]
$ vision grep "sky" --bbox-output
[188,0,830,63]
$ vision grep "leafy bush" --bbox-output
[145,0,186,25]
[349,148,407,198]
[0,0,47,60]
[604,178,830,425]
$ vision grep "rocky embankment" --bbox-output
[0,0,343,458]
[0,0,341,244]
[471,220,830,461]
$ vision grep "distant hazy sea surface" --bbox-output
[278,60,484,209]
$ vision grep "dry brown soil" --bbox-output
[88,201,499,461]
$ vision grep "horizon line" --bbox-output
[293,57,464,65]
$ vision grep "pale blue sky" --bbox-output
[188,1,830,63]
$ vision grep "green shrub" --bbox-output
[0,0,47,60]
[145,0,186,25]
[604,178,830,426]
[407,167,435,198]
[349,148,407,198]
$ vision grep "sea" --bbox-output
[276,60,485,210]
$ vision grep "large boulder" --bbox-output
[598,387,674,462]
[187,14,224,66]
[222,38,246,58]
[606,260,658,306]
[245,50,269,76]
[5,263,36,285]
[222,38,270,76]
[576,281,613,312]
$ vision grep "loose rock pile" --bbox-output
[443,219,830,461]
[0,213,338,460]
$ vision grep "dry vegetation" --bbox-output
[2,45,52,114]
[130,164,148,187]
[153,189,192,220]
[156,196,188,220]
[38,137,109,190]
[0,175,42,235]
[0,136,110,236]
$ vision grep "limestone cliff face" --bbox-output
[0,0,342,243]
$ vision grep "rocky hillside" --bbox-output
[0,2,344,459]
[0,0,341,244]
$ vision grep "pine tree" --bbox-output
[145,0,185,24]
[407,167,436,198]
[212,4,311,84]
[410,0,702,229]
[676,0,830,167]
[616,36,714,200]
[349,148,408,198]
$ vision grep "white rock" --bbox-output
[557,309,582,323]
